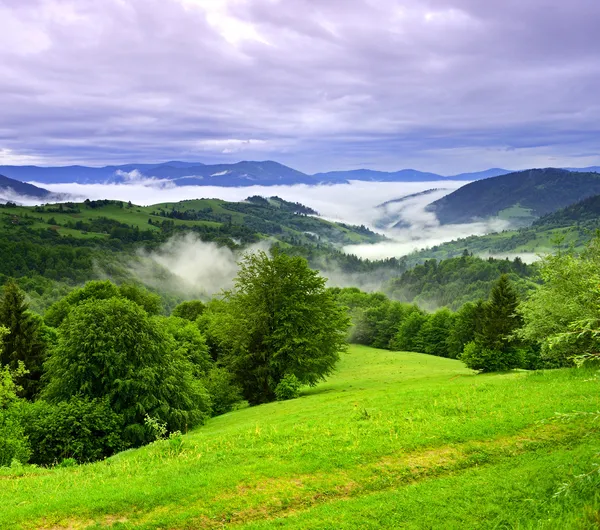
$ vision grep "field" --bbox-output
[2,345,600,529]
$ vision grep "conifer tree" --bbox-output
[0,281,45,399]
[479,274,522,351]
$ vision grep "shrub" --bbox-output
[0,407,30,467]
[275,374,301,401]
[203,367,243,415]
[21,397,127,466]
[461,341,523,373]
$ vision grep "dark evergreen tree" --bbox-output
[0,281,45,399]
[479,274,522,351]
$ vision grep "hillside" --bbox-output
[407,192,600,264]
[427,168,600,225]
[0,196,382,248]
[0,174,52,200]
[2,345,598,528]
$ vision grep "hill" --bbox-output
[0,174,52,200]
[2,345,598,528]
[427,168,600,225]
[402,193,600,265]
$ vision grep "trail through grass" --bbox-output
[2,346,599,529]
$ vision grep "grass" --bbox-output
[2,346,600,529]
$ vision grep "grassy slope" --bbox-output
[0,200,378,245]
[3,346,600,529]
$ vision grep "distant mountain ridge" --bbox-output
[427,168,600,225]
[0,174,52,200]
[1,160,598,188]
[0,161,514,187]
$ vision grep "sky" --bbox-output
[1,0,600,174]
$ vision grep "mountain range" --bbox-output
[0,161,515,187]
[1,160,599,188]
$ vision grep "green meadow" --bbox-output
[2,345,600,529]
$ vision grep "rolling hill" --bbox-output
[2,346,598,528]
[427,168,600,225]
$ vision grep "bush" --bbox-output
[203,367,243,416]
[460,341,523,373]
[43,297,211,446]
[275,374,301,401]
[21,397,127,466]
[0,407,30,467]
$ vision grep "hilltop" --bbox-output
[427,168,600,225]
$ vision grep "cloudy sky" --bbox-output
[1,0,599,173]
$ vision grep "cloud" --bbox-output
[0,0,599,172]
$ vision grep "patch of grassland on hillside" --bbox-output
[2,346,600,529]
[497,204,537,224]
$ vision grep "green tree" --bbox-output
[0,327,31,466]
[221,250,350,404]
[43,297,210,445]
[479,274,522,351]
[519,235,600,366]
[446,301,483,359]
[418,308,456,358]
[171,300,206,321]
[461,275,524,372]
[390,309,428,352]
[0,281,46,399]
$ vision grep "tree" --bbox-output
[171,300,206,321]
[0,326,31,466]
[220,250,350,404]
[519,235,600,366]
[390,309,428,352]
[418,308,456,358]
[460,275,524,372]
[43,297,210,445]
[478,274,522,351]
[0,280,46,399]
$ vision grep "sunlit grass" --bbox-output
[2,346,599,528]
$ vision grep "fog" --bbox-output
[125,234,272,298]
[24,179,520,263]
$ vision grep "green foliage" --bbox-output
[43,297,210,445]
[118,283,163,315]
[171,300,205,321]
[274,373,302,401]
[417,308,456,358]
[158,316,213,377]
[0,280,46,399]
[202,367,243,416]
[445,301,481,358]
[390,310,428,352]
[478,274,522,351]
[460,341,524,373]
[44,280,121,327]
[21,397,127,466]
[220,250,350,404]
[519,236,600,366]
[0,329,31,467]
[386,254,534,310]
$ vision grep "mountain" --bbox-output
[312,169,444,183]
[0,174,52,199]
[449,168,512,180]
[426,168,600,225]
